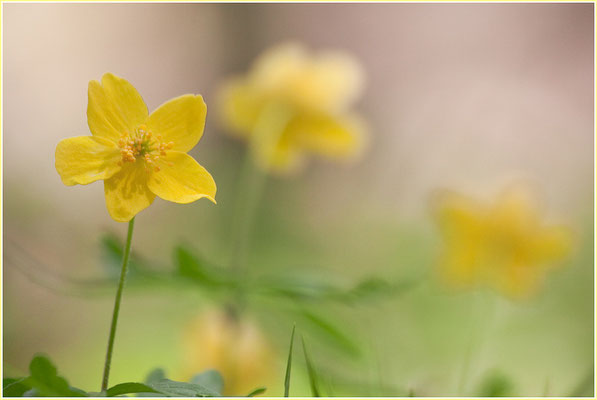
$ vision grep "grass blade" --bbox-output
[569,366,594,397]
[284,324,296,397]
[301,336,321,397]
[246,387,267,397]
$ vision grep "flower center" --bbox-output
[118,124,174,172]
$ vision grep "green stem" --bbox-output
[228,102,293,311]
[457,291,497,395]
[101,217,135,392]
[229,146,268,275]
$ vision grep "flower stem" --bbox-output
[228,102,293,311]
[457,291,497,395]
[101,217,135,392]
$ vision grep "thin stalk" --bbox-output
[284,324,296,397]
[101,217,135,392]
[228,102,293,310]
[457,291,497,395]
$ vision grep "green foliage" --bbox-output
[301,336,321,397]
[106,379,220,397]
[109,368,222,397]
[106,382,159,397]
[144,368,166,384]
[174,246,237,290]
[476,370,515,397]
[147,379,220,397]
[299,309,361,358]
[96,236,423,396]
[3,378,33,397]
[284,325,296,397]
[96,236,419,376]
[569,366,594,397]
[258,274,414,304]
[101,233,144,279]
[189,370,224,394]
[100,233,166,287]
[246,387,267,397]
[101,237,414,307]
[4,356,223,398]
[2,355,87,397]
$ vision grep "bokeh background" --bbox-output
[3,3,594,397]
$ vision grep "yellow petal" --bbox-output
[147,95,207,153]
[253,133,305,174]
[491,185,542,231]
[147,151,216,204]
[288,113,367,160]
[250,42,364,112]
[431,190,483,240]
[492,263,544,299]
[218,79,264,135]
[87,73,148,142]
[104,162,155,222]
[55,136,121,185]
[438,244,482,289]
[306,50,365,112]
[250,43,308,94]
[531,225,573,265]
[245,102,304,174]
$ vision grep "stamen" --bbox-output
[117,124,174,172]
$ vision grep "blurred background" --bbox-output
[3,3,594,397]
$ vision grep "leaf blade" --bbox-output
[189,370,224,394]
[106,382,159,397]
[284,324,296,397]
[301,336,321,397]
[246,387,267,397]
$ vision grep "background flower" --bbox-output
[180,310,275,396]
[218,42,367,173]
[432,185,573,298]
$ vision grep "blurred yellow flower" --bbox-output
[433,186,573,298]
[180,309,275,396]
[218,42,367,173]
[55,73,216,222]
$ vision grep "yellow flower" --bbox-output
[180,309,275,396]
[218,42,367,173]
[55,73,216,222]
[432,186,573,299]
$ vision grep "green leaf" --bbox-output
[3,378,32,397]
[107,379,220,397]
[100,233,162,283]
[136,369,169,396]
[299,309,361,358]
[101,233,137,279]
[246,387,266,397]
[26,355,87,397]
[150,379,220,397]
[569,366,594,397]
[174,246,236,290]
[301,336,321,397]
[145,368,167,384]
[189,370,224,394]
[260,275,339,302]
[476,370,515,397]
[284,325,296,397]
[106,382,159,397]
[23,388,40,397]
[343,277,415,303]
